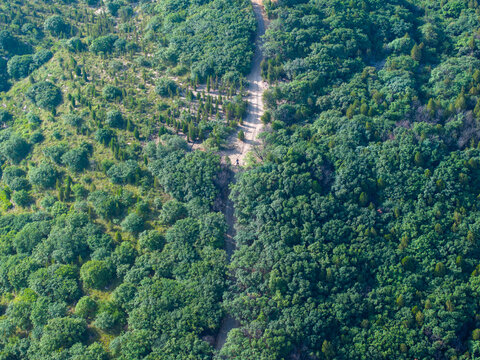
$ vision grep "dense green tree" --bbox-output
[44,15,69,37]
[159,199,187,225]
[3,166,30,190]
[120,213,145,234]
[7,55,34,79]
[138,230,165,252]
[106,109,125,128]
[28,162,58,189]
[13,221,51,254]
[26,81,62,110]
[61,147,89,172]
[33,49,53,67]
[28,264,80,302]
[155,77,177,97]
[33,317,87,354]
[0,134,30,163]
[0,30,19,52]
[103,85,122,101]
[80,260,114,289]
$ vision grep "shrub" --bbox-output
[61,148,89,172]
[26,81,62,110]
[66,37,86,52]
[0,109,12,125]
[43,144,68,164]
[72,184,88,200]
[12,190,32,207]
[80,260,115,289]
[90,34,117,54]
[94,128,115,145]
[238,130,245,141]
[107,160,139,184]
[94,311,116,331]
[0,30,18,52]
[88,190,120,220]
[119,6,134,21]
[30,131,44,144]
[121,213,145,234]
[107,1,122,16]
[14,221,51,254]
[3,166,30,191]
[28,162,58,189]
[7,55,34,79]
[75,296,97,319]
[155,77,177,97]
[44,15,69,37]
[0,135,30,163]
[63,113,83,129]
[0,58,9,92]
[159,199,187,225]
[27,112,41,125]
[106,109,124,128]
[39,318,87,353]
[33,49,53,67]
[138,230,165,252]
[114,38,127,53]
[102,85,122,101]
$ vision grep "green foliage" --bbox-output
[0,30,19,52]
[237,129,245,141]
[14,221,51,255]
[3,166,29,190]
[26,81,62,110]
[63,113,83,129]
[0,134,30,163]
[80,260,115,289]
[28,162,58,188]
[90,34,118,54]
[138,230,165,252]
[94,311,116,331]
[107,160,139,184]
[0,109,12,125]
[120,212,144,234]
[155,77,177,97]
[88,190,120,220]
[61,147,89,172]
[75,296,98,319]
[29,264,80,302]
[159,199,187,225]
[106,109,124,128]
[7,55,34,79]
[34,317,87,354]
[43,143,68,164]
[148,139,220,206]
[94,128,115,145]
[103,84,122,101]
[33,49,53,67]
[44,15,69,37]
[155,0,256,80]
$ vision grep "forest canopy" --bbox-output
[1,0,480,359]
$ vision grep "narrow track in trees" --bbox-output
[214,0,268,352]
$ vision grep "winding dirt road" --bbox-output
[220,0,268,166]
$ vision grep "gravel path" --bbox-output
[219,0,268,166]
[214,0,268,353]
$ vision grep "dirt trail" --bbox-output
[214,184,240,351]
[219,0,268,166]
[214,0,268,352]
